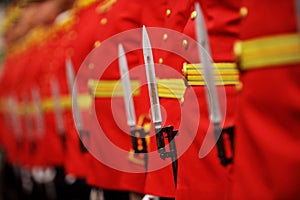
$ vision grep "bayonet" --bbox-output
[142,26,178,186]
[118,44,137,129]
[195,3,221,123]
[195,2,233,166]
[31,87,45,137]
[66,58,88,152]
[142,26,164,149]
[22,94,35,152]
[50,78,66,148]
[118,43,148,171]
[8,95,22,144]
[66,59,82,131]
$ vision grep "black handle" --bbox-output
[130,128,148,154]
[156,125,178,187]
[79,130,89,152]
[214,124,235,166]
[59,132,67,150]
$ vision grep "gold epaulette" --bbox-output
[50,0,101,34]
[73,0,101,12]
[24,25,52,46]
[182,62,239,86]
[96,0,117,14]
[5,25,52,56]
[50,0,117,37]
[235,33,300,70]
[51,10,76,34]
[1,6,21,34]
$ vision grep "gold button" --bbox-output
[234,41,242,60]
[100,18,107,25]
[240,7,248,18]
[166,9,171,17]
[180,97,185,104]
[88,63,95,70]
[182,39,188,50]
[182,62,187,77]
[158,58,163,64]
[190,11,197,20]
[163,33,168,41]
[236,81,243,92]
[94,41,101,48]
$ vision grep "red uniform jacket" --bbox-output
[231,0,300,199]
[144,0,241,199]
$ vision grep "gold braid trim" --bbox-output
[1,6,22,34]
[73,0,100,12]
[96,0,116,14]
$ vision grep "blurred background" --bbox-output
[1,2,11,199]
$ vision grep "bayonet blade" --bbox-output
[118,43,136,128]
[143,26,178,184]
[195,2,221,123]
[196,3,233,166]
[142,26,162,128]
[66,58,83,131]
[119,43,148,171]
[50,78,65,134]
[8,96,22,140]
[66,58,89,152]
[22,94,33,141]
[31,87,45,135]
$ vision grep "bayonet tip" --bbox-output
[66,58,72,74]
[118,43,124,57]
[142,25,148,47]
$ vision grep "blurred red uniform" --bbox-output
[231,0,300,199]
[83,0,188,196]
[0,51,23,165]
[43,0,105,179]
[142,0,192,198]
[150,0,241,199]
[20,31,51,168]
[177,1,241,199]
[85,0,150,194]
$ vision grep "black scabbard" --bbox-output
[79,130,89,152]
[156,126,178,187]
[214,123,234,166]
